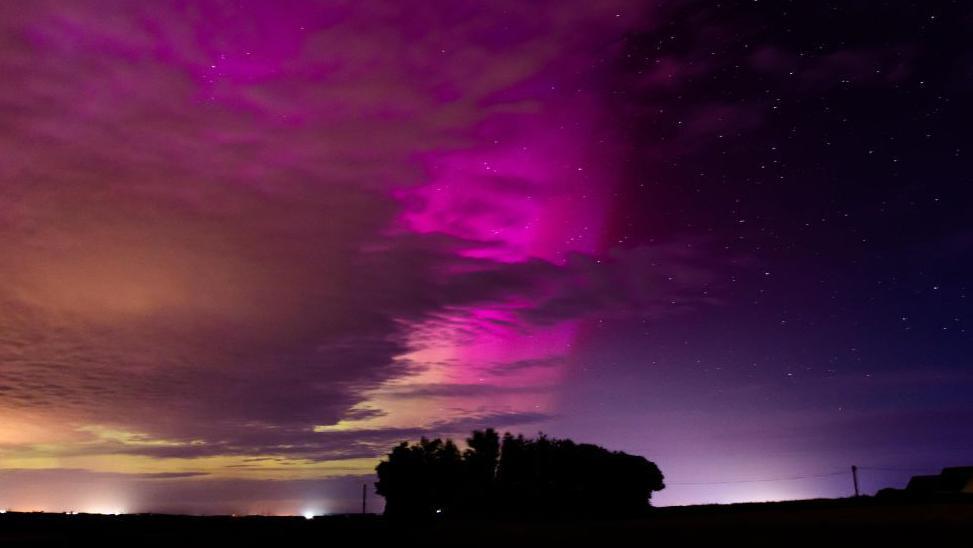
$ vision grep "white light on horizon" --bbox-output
[89,508,126,516]
[303,511,315,520]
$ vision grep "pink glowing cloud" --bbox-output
[0,0,723,514]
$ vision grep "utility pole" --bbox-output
[851,465,860,497]
[362,483,367,514]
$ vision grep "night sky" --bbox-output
[1,1,972,515]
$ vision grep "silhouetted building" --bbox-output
[905,467,973,497]
[905,475,940,495]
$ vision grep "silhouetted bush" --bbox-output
[375,429,664,518]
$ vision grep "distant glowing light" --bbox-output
[88,507,126,516]
[0,508,7,514]
[303,511,316,520]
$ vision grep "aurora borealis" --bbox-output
[1,1,972,514]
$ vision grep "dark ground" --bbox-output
[1,498,970,547]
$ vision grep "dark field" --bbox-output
[1,498,971,547]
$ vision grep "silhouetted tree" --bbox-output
[374,437,463,518]
[375,429,664,518]
[460,428,500,514]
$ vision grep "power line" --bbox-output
[857,466,935,473]
[669,471,847,486]
[667,465,936,487]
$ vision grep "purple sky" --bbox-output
[2,1,972,514]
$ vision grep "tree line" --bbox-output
[375,429,664,518]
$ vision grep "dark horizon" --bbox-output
[1,0,972,515]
